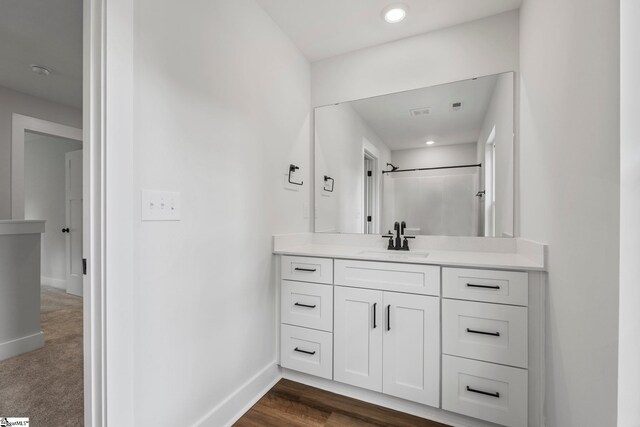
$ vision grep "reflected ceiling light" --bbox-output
[426,140,435,145]
[382,4,407,23]
[30,65,51,76]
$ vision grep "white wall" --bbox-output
[311,10,519,107]
[0,86,82,219]
[476,72,514,237]
[519,1,620,426]
[132,0,310,424]
[618,0,640,424]
[24,134,82,287]
[315,103,390,233]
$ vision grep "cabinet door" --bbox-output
[334,286,383,392]
[383,292,440,407]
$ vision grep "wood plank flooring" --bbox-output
[234,379,451,427]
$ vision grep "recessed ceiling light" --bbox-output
[30,65,51,76]
[426,140,435,145]
[382,4,408,24]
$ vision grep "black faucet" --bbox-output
[394,221,403,250]
[381,221,415,251]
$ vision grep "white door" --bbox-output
[383,292,440,406]
[65,150,83,296]
[334,286,383,392]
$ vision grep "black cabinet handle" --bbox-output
[294,267,317,272]
[466,283,500,290]
[294,302,316,309]
[386,304,391,331]
[61,227,70,233]
[294,347,316,355]
[373,302,377,329]
[466,328,500,337]
[466,386,500,398]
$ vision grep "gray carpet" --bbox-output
[0,286,84,426]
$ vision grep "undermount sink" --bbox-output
[358,250,429,260]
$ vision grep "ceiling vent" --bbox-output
[450,101,463,112]
[410,107,431,117]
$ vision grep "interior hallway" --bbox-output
[0,286,83,426]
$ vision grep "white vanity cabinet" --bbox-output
[278,254,537,427]
[441,267,529,427]
[333,286,383,391]
[381,291,440,406]
[279,256,334,380]
[333,287,440,406]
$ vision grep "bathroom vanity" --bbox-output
[273,234,546,427]
[274,67,544,426]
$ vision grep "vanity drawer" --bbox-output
[281,280,333,332]
[442,268,528,306]
[334,259,440,296]
[281,256,333,284]
[442,299,527,368]
[280,324,332,379]
[442,355,527,427]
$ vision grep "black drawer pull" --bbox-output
[466,283,501,290]
[386,304,391,331]
[294,302,316,309]
[373,302,377,329]
[294,347,316,355]
[466,328,500,337]
[294,267,317,272]
[466,386,500,398]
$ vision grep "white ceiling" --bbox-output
[0,0,83,108]
[349,75,499,150]
[256,0,522,61]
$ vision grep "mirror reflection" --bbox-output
[315,72,514,237]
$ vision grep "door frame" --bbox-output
[10,114,83,220]
[362,145,380,234]
[84,0,105,425]
[84,0,136,424]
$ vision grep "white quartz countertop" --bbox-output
[274,244,544,271]
[273,234,547,271]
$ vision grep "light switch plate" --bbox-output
[141,190,181,221]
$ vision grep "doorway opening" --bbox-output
[24,131,83,296]
[2,115,85,425]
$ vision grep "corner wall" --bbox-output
[519,0,620,425]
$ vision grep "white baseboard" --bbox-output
[281,368,497,427]
[0,332,45,361]
[41,276,66,290]
[193,362,280,427]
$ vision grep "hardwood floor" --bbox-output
[234,379,450,427]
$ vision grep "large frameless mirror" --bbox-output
[314,72,514,237]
